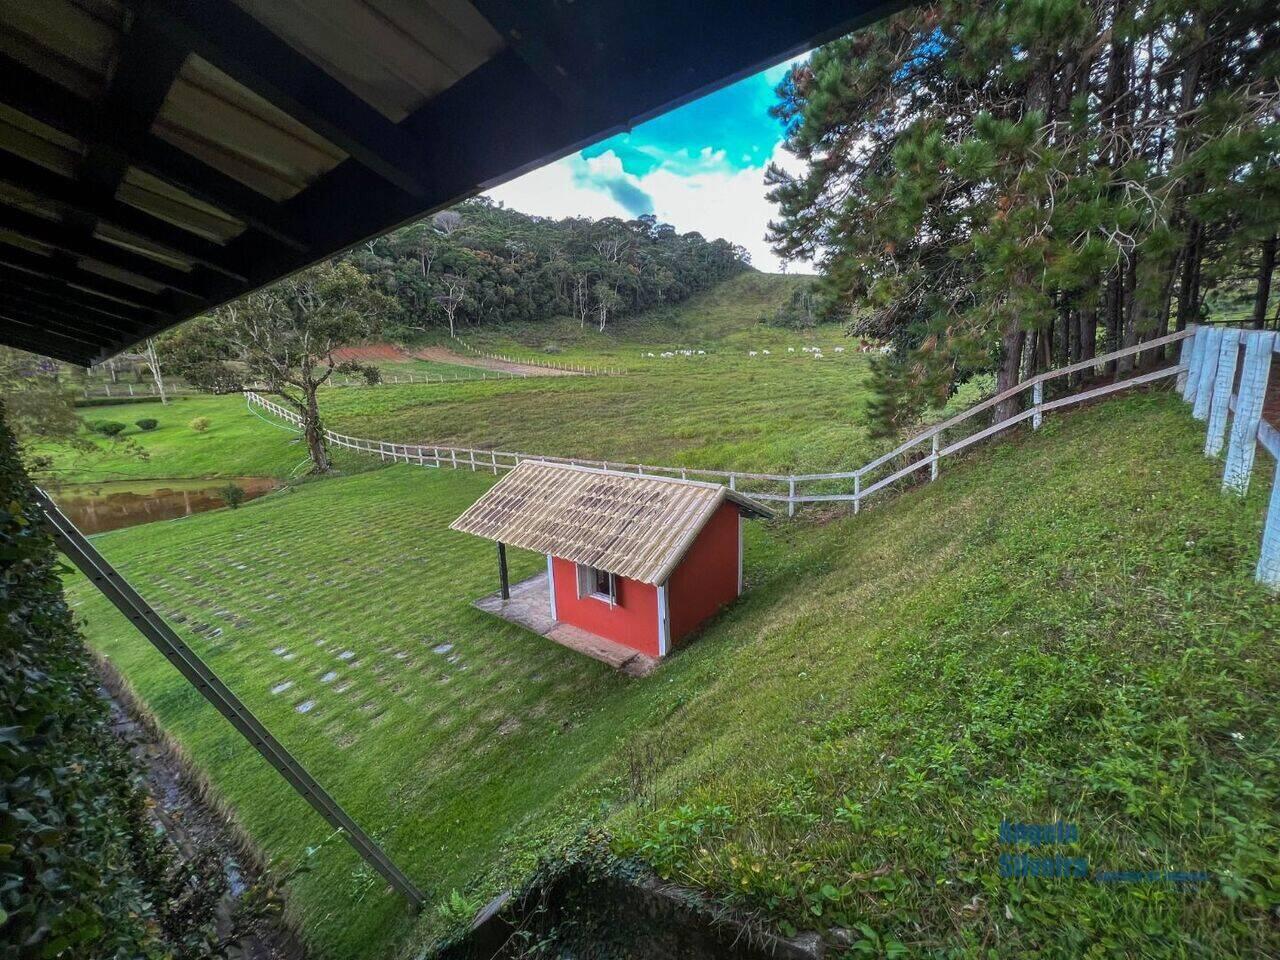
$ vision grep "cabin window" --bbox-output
[576,564,617,605]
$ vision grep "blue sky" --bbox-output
[487,58,811,273]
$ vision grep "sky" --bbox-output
[486,58,812,274]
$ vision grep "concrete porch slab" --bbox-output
[474,572,657,677]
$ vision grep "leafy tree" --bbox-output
[169,262,392,473]
[349,199,750,336]
[768,0,1280,430]
[0,347,79,447]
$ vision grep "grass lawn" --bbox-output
[66,390,1280,959]
[39,275,883,485]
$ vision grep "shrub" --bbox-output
[135,418,159,431]
[188,416,211,433]
[93,420,127,437]
[0,408,241,956]
[219,483,246,509]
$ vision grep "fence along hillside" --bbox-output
[246,322,1280,590]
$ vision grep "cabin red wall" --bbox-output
[667,502,741,644]
[551,557,660,657]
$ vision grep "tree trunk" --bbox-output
[1080,304,1097,370]
[1117,261,1139,375]
[1176,218,1202,331]
[145,338,168,405]
[302,387,330,473]
[1253,234,1277,329]
[993,321,1026,423]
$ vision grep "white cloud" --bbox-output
[486,142,814,274]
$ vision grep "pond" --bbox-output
[47,477,281,534]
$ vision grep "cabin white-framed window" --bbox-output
[576,563,617,606]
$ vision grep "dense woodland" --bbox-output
[343,199,752,336]
[768,0,1280,427]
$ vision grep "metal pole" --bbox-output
[498,542,510,600]
[33,488,425,909]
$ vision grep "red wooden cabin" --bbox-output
[451,461,771,669]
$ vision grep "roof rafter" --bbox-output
[0,289,142,338]
[0,51,307,251]
[0,151,250,282]
[0,265,159,328]
[0,245,183,313]
[0,205,212,298]
[139,0,427,198]
[0,305,122,350]
[468,0,585,114]
[0,312,116,355]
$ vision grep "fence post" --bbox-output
[1178,327,1198,397]
[1223,331,1276,493]
[1192,327,1224,421]
[930,434,940,481]
[1184,328,1207,404]
[1032,381,1043,430]
[1257,457,1280,590]
[788,478,796,518]
[1205,328,1242,458]
[854,473,861,514]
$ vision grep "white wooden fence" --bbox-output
[1177,324,1280,589]
[450,336,624,376]
[82,368,522,400]
[245,321,1280,590]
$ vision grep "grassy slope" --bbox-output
[39,274,881,485]
[66,391,1280,959]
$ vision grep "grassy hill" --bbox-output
[64,390,1280,959]
[38,274,880,483]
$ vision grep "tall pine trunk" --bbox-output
[1253,234,1277,329]
[993,321,1026,423]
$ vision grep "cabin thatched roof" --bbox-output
[450,461,771,585]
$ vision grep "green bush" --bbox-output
[74,395,162,408]
[135,418,159,431]
[0,404,236,956]
[189,416,211,433]
[219,483,246,509]
[92,420,127,437]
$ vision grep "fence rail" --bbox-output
[81,368,523,400]
[247,322,1280,588]
[247,326,1193,513]
[450,336,623,376]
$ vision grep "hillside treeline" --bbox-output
[343,198,752,336]
[769,0,1279,427]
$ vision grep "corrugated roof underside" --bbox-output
[450,462,727,585]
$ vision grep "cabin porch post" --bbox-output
[497,542,510,600]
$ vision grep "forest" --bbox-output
[767,0,1279,427]
[341,199,752,336]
